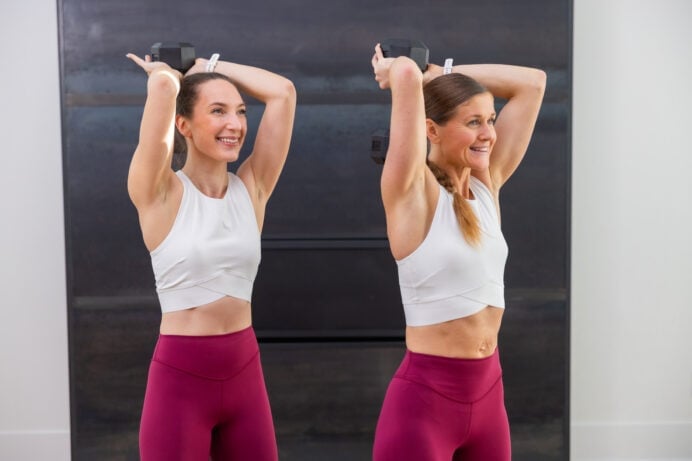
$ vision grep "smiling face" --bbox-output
[176,78,247,163]
[431,92,496,171]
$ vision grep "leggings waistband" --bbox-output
[395,348,503,403]
[153,326,259,380]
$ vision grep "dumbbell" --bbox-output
[151,42,196,73]
[380,38,429,72]
[370,129,390,165]
[371,39,430,164]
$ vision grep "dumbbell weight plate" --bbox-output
[380,38,429,72]
[151,42,196,73]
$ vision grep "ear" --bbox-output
[175,114,191,138]
[426,119,441,145]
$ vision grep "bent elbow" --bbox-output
[390,57,424,87]
[283,79,297,105]
[531,69,547,95]
[147,71,180,96]
[271,78,296,109]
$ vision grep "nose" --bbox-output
[225,113,242,130]
[479,121,494,140]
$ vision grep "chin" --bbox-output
[218,148,241,162]
[470,162,489,171]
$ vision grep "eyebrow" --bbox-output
[207,102,246,109]
[465,112,496,119]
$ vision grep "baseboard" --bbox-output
[0,430,71,461]
[571,421,692,460]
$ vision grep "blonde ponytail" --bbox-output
[427,160,482,246]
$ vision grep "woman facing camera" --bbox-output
[127,51,295,461]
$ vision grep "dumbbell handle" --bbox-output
[371,39,430,164]
[380,38,429,72]
[150,42,196,73]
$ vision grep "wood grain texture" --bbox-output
[61,0,572,457]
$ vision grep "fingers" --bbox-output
[374,43,383,59]
[127,53,171,79]
[371,43,389,89]
[126,53,149,68]
[372,43,387,71]
[372,44,383,66]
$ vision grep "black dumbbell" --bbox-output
[151,42,196,73]
[380,38,429,72]
[370,129,389,165]
[371,39,430,164]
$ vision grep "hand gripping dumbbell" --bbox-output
[151,42,196,73]
[380,38,429,72]
[371,39,430,164]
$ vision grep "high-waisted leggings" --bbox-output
[373,348,510,461]
[139,326,277,461]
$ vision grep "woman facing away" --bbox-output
[371,44,546,461]
[126,51,295,461]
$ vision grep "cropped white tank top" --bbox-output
[150,170,261,313]
[396,176,508,326]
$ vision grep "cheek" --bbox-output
[460,130,476,146]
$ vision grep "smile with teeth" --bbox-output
[217,136,239,146]
[470,145,489,154]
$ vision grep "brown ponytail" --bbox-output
[423,73,489,246]
[427,160,482,246]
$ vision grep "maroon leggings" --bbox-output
[373,348,510,461]
[139,326,277,461]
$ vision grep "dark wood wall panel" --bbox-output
[65,107,568,300]
[72,299,565,460]
[60,0,571,458]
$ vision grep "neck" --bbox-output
[428,153,473,199]
[182,154,229,199]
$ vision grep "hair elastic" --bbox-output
[443,58,454,75]
[206,53,220,72]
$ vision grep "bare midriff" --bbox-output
[159,296,252,336]
[405,306,504,359]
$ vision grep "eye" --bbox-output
[488,117,496,126]
[211,107,224,115]
[237,108,247,116]
[467,119,481,127]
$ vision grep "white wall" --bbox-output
[572,0,692,459]
[0,1,71,460]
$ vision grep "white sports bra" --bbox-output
[150,170,261,313]
[396,176,508,326]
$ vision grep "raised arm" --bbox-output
[125,54,181,211]
[372,45,430,209]
[426,63,546,188]
[196,58,296,207]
